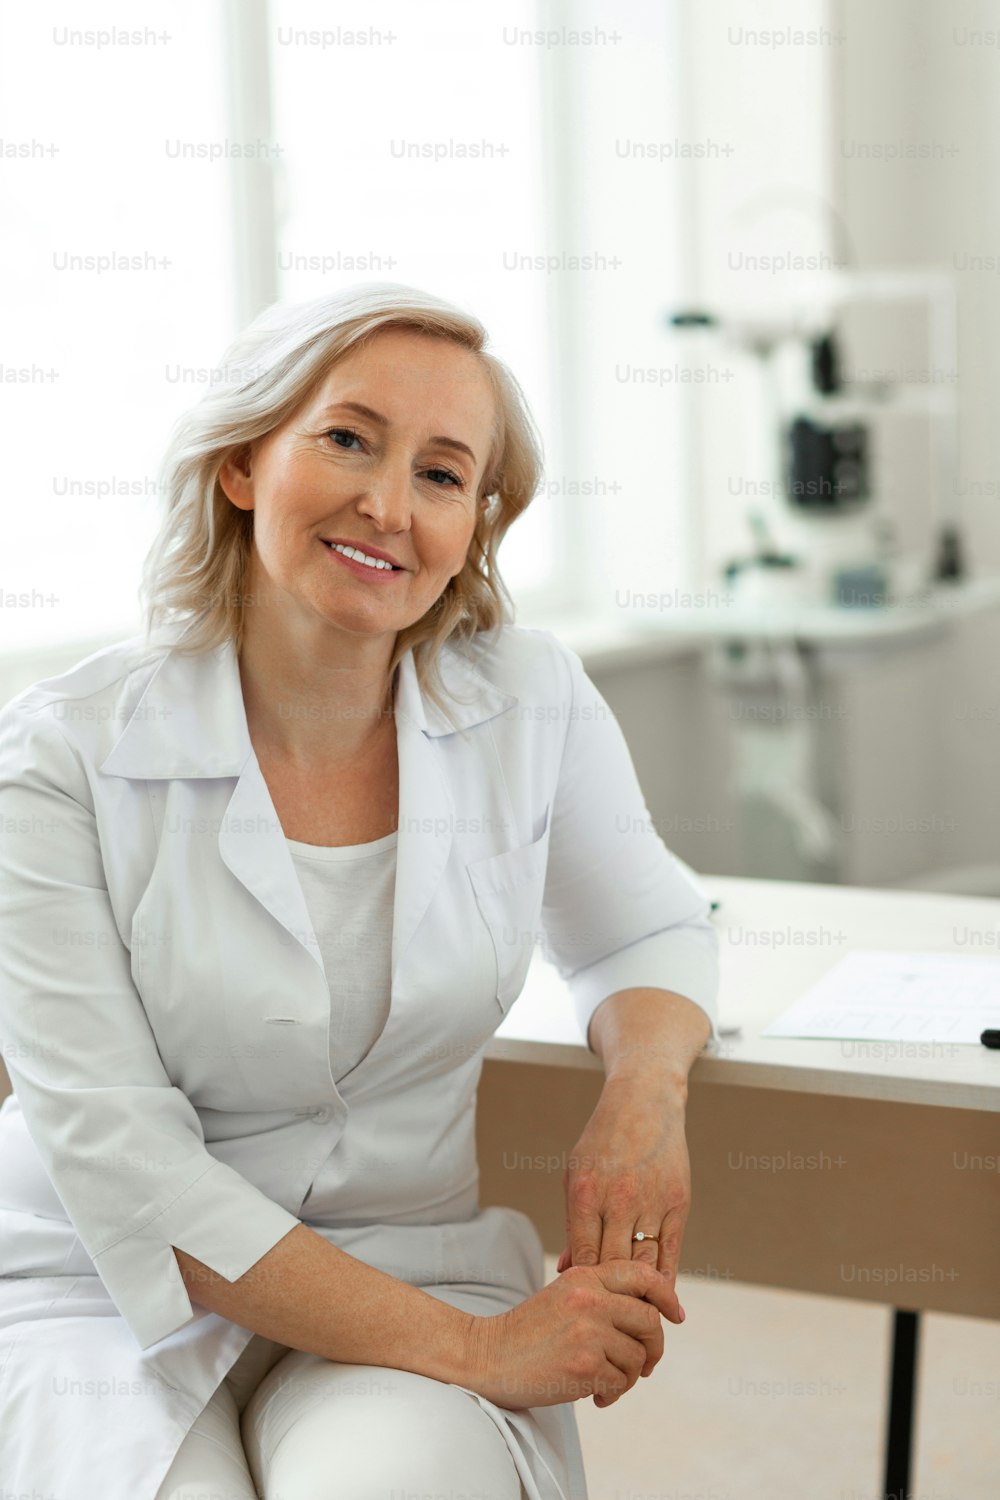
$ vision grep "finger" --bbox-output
[556,1246,571,1273]
[601,1258,678,1322]
[591,1358,631,1408]
[595,1176,643,1264]
[565,1171,604,1267]
[610,1293,664,1375]
[653,1265,683,1324]
[654,1212,689,1324]
[628,1221,661,1268]
[597,1328,649,1402]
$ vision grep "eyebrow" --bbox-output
[316,401,478,467]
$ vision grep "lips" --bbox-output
[321,539,404,569]
[321,540,406,581]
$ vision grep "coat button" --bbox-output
[311,1105,332,1123]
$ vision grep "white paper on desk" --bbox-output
[761,950,1000,1043]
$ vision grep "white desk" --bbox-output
[486,874,1000,1113]
[476,875,1000,1498]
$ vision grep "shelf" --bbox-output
[591,574,1000,649]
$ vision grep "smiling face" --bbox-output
[218,326,497,646]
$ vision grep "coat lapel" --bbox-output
[99,625,517,994]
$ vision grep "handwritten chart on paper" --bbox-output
[762,950,1000,1043]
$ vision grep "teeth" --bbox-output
[330,543,395,570]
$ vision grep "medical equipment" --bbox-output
[668,270,962,608]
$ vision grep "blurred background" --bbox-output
[3,0,1000,899]
[3,0,1000,1494]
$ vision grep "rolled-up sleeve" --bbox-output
[0,700,303,1351]
[535,633,720,1050]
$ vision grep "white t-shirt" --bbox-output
[285,829,397,1086]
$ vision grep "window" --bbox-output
[268,0,563,604]
[0,1,234,652]
[1,0,696,655]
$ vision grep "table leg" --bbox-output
[883,1308,920,1500]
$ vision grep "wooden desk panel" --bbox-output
[476,1059,1000,1321]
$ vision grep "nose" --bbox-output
[354,454,413,532]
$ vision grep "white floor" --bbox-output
[550,1256,1000,1500]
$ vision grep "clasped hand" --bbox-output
[555,1075,691,1390]
[466,1074,695,1411]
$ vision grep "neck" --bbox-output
[237,608,397,768]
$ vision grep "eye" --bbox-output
[324,428,465,489]
[325,426,364,452]
[425,466,464,489]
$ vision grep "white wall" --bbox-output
[595,0,1000,888]
[678,0,839,585]
[827,0,1000,877]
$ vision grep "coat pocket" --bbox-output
[465,803,551,1013]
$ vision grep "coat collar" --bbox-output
[97,622,520,1030]
[99,621,517,781]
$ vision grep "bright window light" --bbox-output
[0,1,235,652]
[268,0,558,601]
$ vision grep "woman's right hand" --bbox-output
[463,1259,673,1410]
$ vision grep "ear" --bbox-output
[218,444,255,512]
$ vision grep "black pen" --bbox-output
[980,1030,1000,1049]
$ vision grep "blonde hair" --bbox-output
[139,282,545,725]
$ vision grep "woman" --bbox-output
[0,283,720,1498]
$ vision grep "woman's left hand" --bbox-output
[555,1073,692,1334]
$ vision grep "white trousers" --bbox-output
[155,1331,526,1500]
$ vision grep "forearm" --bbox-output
[173,1223,474,1383]
[587,987,713,1100]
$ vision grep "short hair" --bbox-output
[139,281,545,724]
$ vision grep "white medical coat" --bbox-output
[0,618,719,1498]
